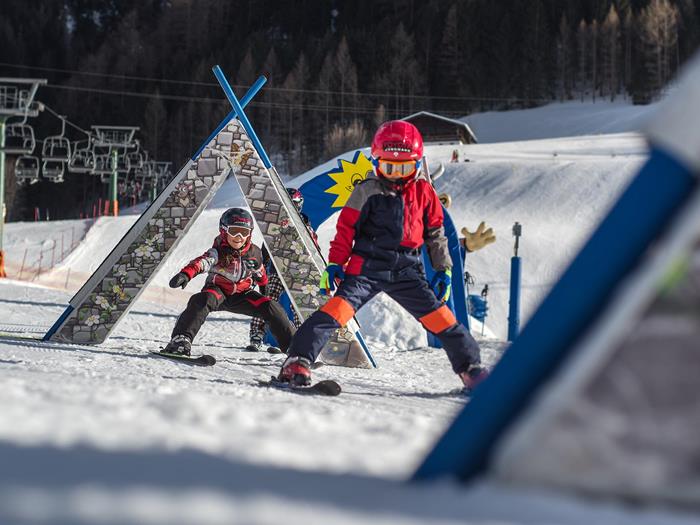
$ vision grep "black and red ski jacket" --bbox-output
[180,235,267,296]
[329,173,450,276]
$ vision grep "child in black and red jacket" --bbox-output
[164,207,294,356]
[279,121,487,390]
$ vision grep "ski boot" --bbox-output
[278,356,312,386]
[459,364,489,394]
[246,337,283,354]
[245,338,263,352]
[163,334,192,356]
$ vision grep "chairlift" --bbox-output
[42,116,71,162]
[14,155,40,184]
[68,139,96,173]
[42,160,65,183]
[2,114,36,155]
[91,153,113,176]
[115,151,131,175]
[91,126,138,148]
[125,140,144,169]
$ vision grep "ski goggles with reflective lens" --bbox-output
[225,225,252,239]
[377,159,419,178]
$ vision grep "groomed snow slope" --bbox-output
[463,98,659,143]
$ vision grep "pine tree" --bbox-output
[577,19,588,100]
[142,90,167,163]
[334,36,359,125]
[638,0,680,99]
[601,5,621,100]
[556,14,573,101]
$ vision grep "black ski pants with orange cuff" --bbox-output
[172,287,295,351]
[286,267,482,374]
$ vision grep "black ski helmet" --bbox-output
[219,207,254,239]
[286,187,304,212]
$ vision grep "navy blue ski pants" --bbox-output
[287,271,481,374]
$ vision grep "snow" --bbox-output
[0,98,693,524]
[463,98,659,143]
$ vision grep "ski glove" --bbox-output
[430,269,452,303]
[319,263,345,295]
[244,259,265,283]
[169,272,190,289]
[462,222,496,252]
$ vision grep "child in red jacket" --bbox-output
[279,121,487,390]
[164,207,294,356]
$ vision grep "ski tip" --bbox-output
[315,379,342,396]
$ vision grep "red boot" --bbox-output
[459,364,489,393]
[278,356,312,386]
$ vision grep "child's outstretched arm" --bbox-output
[169,241,219,289]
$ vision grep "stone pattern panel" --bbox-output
[51,126,236,343]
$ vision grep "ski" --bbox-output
[257,376,341,396]
[151,351,216,366]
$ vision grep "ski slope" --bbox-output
[463,98,660,143]
[2,99,692,524]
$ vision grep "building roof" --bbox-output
[402,111,478,143]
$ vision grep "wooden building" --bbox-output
[401,111,478,144]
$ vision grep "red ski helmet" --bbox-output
[371,120,423,161]
[371,120,423,182]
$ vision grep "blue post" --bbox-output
[212,65,272,168]
[507,222,522,341]
[192,75,267,159]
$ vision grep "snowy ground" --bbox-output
[2,99,696,524]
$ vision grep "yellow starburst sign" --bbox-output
[324,151,375,208]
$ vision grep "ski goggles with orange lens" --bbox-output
[377,159,418,178]
[225,225,252,239]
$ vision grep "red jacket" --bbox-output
[329,174,450,275]
[180,235,267,296]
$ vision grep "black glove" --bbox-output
[245,259,265,283]
[169,272,190,289]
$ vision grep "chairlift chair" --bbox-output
[42,116,71,162]
[14,155,40,184]
[128,150,145,171]
[2,119,36,155]
[115,151,131,175]
[42,160,65,183]
[91,154,113,177]
[68,139,96,173]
